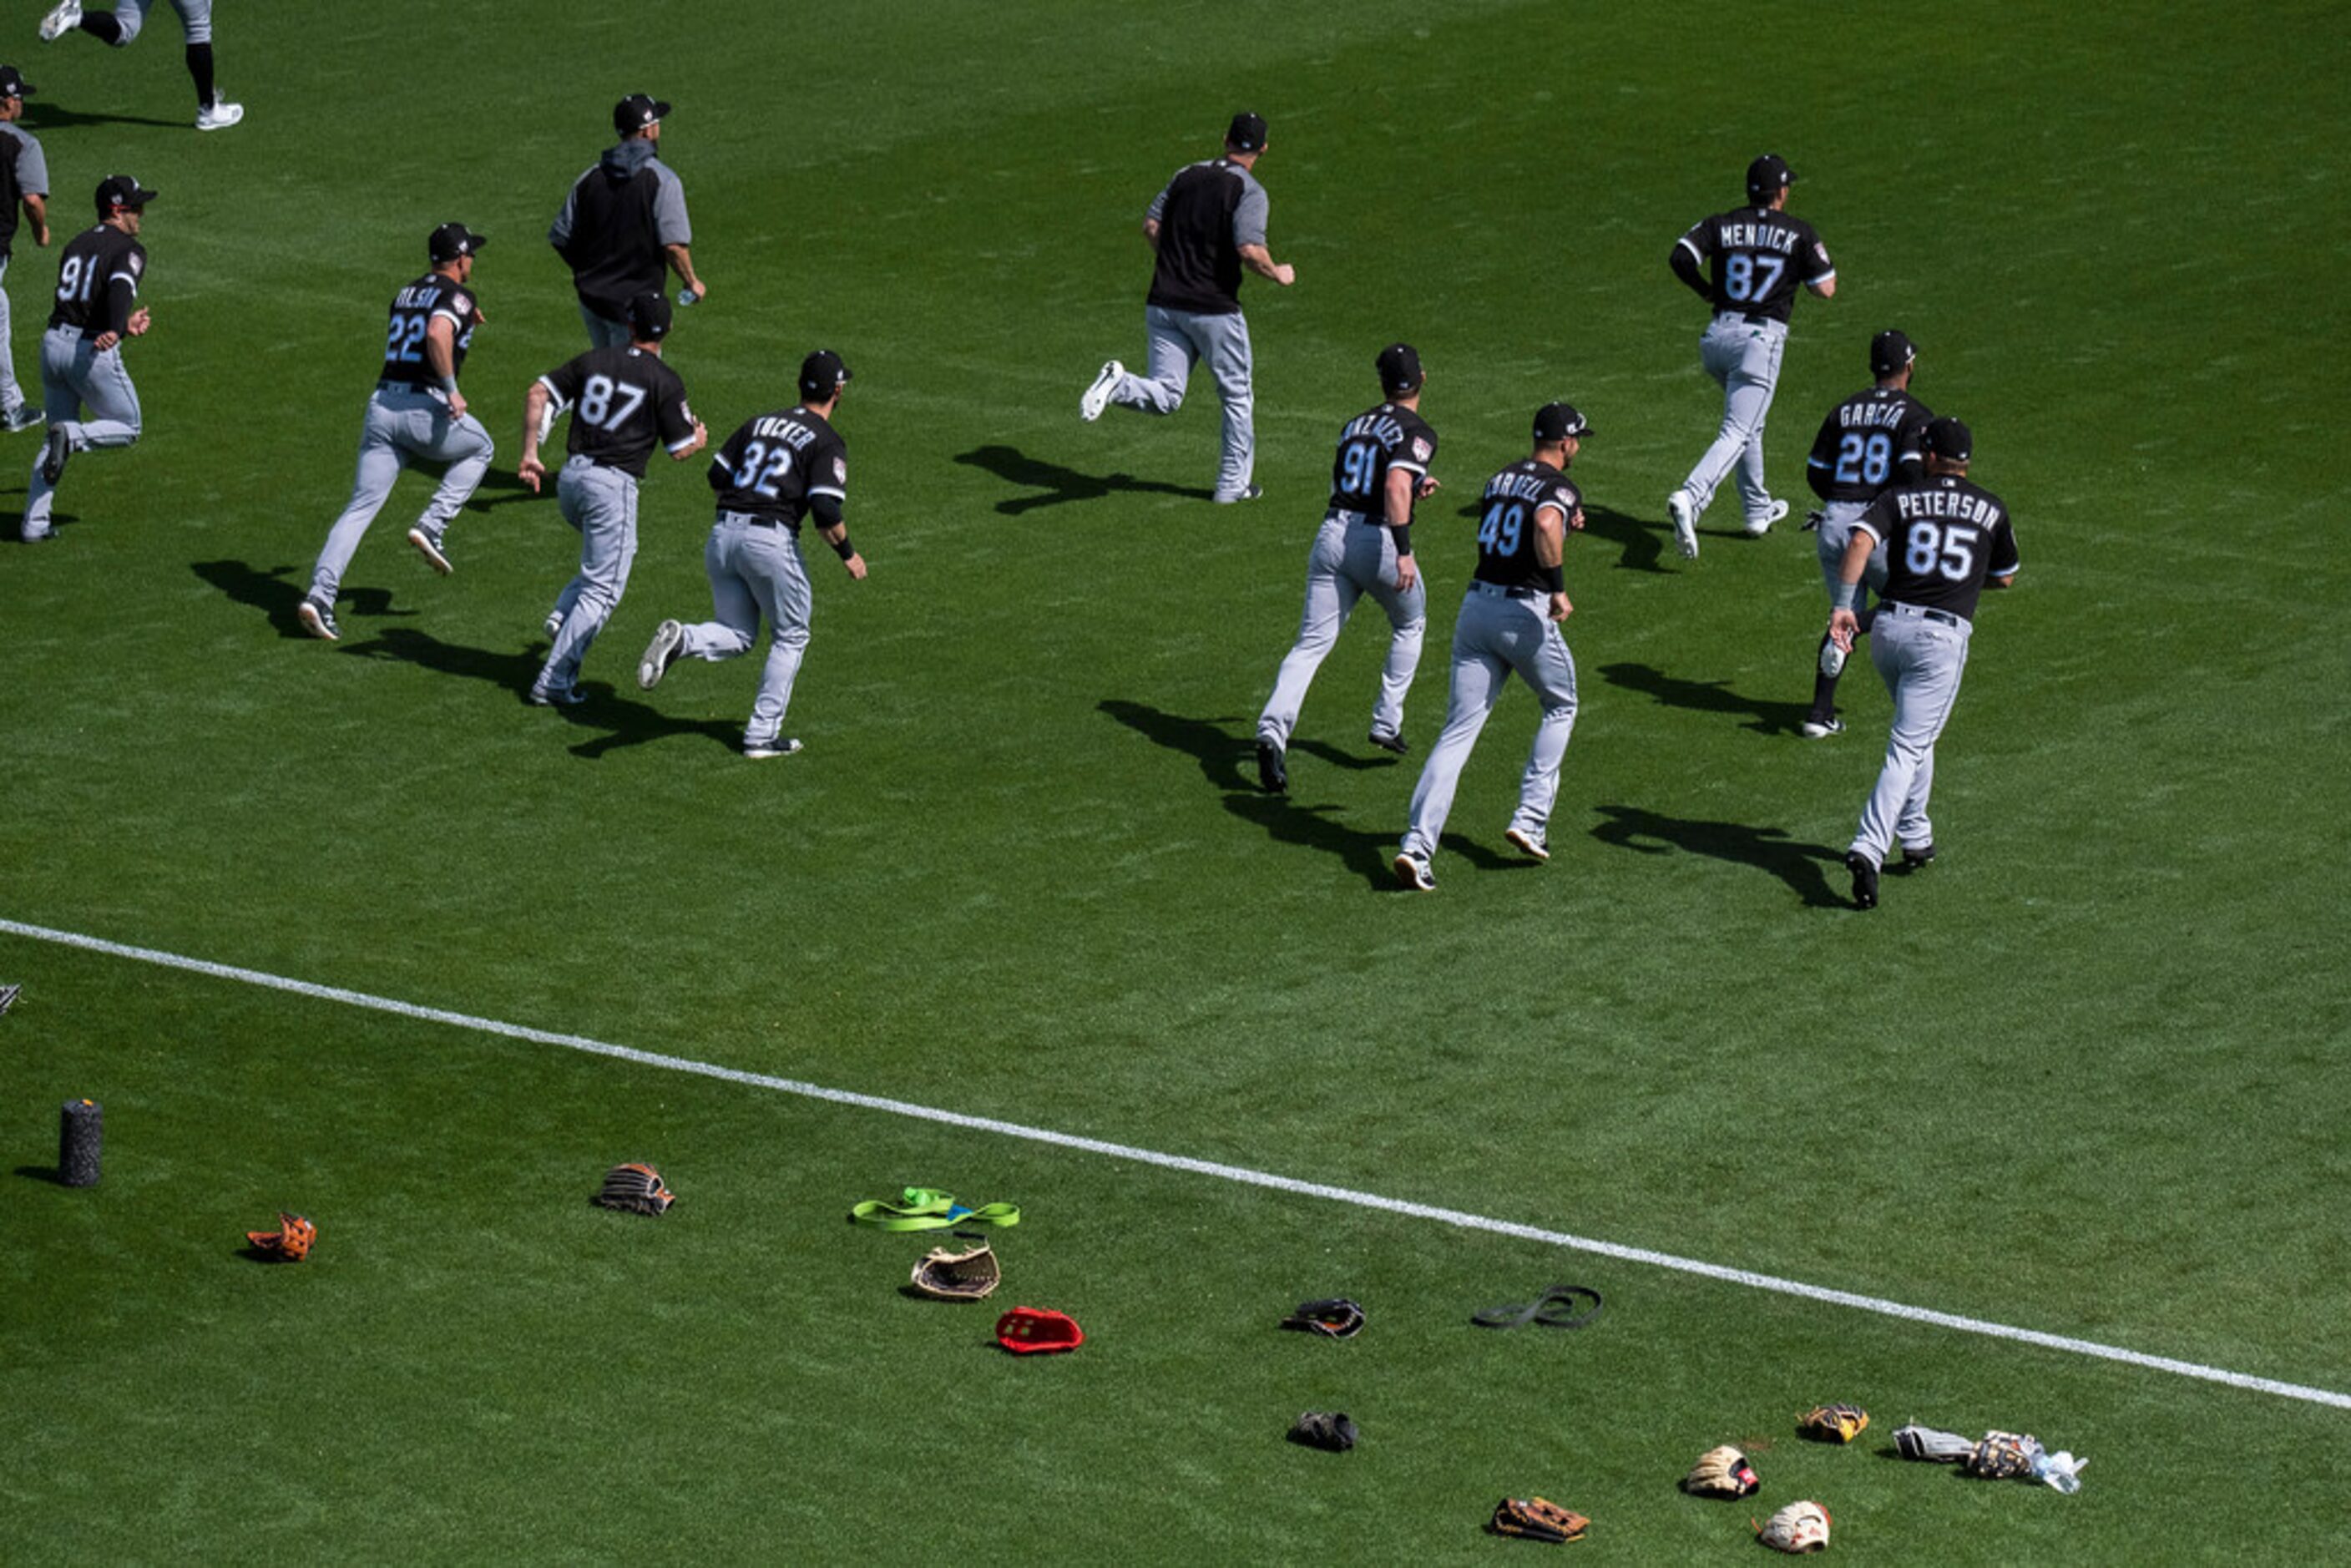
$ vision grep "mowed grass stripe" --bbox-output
[8,911,2345,1414]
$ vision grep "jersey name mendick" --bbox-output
[1713,220,1803,254]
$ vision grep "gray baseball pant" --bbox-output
[1400,583,1580,864]
[1109,303,1254,499]
[579,305,631,350]
[306,388,493,604]
[0,255,18,417]
[109,0,213,45]
[1257,512,1425,749]
[1817,498,1889,625]
[22,325,140,537]
[1680,313,1787,523]
[538,455,639,692]
[1848,604,1972,867]
[678,513,816,749]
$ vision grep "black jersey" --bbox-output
[1473,458,1581,590]
[1857,474,2020,623]
[538,346,695,479]
[1807,386,1933,503]
[1327,402,1436,519]
[708,405,848,530]
[1144,158,1269,316]
[377,272,483,394]
[48,224,147,336]
[1676,207,1833,323]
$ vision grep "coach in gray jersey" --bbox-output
[549,94,705,348]
[1080,112,1295,504]
[0,67,51,434]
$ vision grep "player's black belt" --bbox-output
[1468,579,1544,602]
[1880,599,1964,628]
[719,508,794,530]
[1716,310,1777,326]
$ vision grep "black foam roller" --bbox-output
[59,1098,102,1187]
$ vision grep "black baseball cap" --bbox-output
[94,175,158,216]
[1926,416,1973,461]
[799,349,852,401]
[0,66,35,99]
[1747,153,1795,198]
[626,291,673,341]
[427,222,488,263]
[1375,342,1423,395]
[614,94,672,134]
[1227,111,1267,152]
[1534,402,1592,443]
[1869,329,1917,377]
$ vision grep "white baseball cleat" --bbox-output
[1666,491,1698,559]
[406,526,452,575]
[1743,498,1789,537]
[39,1,83,42]
[1798,715,1845,739]
[743,736,803,760]
[1504,826,1550,862]
[1819,640,1848,678]
[195,99,245,132]
[1393,852,1436,893]
[1079,361,1122,422]
[637,619,685,690]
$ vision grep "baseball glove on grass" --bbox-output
[1279,1297,1365,1338]
[594,1162,675,1216]
[1489,1497,1589,1543]
[1756,1500,1831,1553]
[1287,1411,1358,1452]
[245,1212,316,1262]
[1894,1423,1972,1463]
[910,1242,1001,1301]
[1797,1403,1868,1443]
[1682,1444,1759,1498]
[1965,1430,2042,1480]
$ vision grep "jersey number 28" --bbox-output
[1833,432,1892,487]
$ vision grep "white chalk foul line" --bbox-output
[7,913,2345,1412]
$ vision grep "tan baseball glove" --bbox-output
[910,1242,1001,1300]
[1682,1444,1759,1498]
[1756,1500,1831,1553]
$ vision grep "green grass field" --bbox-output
[4,0,2347,1559]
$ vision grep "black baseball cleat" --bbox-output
[406,526,453,576]
[1845,851,1880,910]
[1393,852,1436,893]
[39,425,71,486]
[1255,740,1287,794]
[1899,842,1937,872]
[1367,729,1409,756]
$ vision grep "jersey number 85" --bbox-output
[1904,519,1979,582]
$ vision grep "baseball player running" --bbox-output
[1663,154,1835,558]
[19,175,153,544]
[1828,416,2019,909]
[38,1,241,131]
[1798,329,1932,736]
[1079,111,1294,503]
[635,350,867,760]
[1394,404,1591,891]
[518,291,705,706]
[1252,342,1438,794]
[549,94,703,348]
[296,225,495,640]
[0,67,51,434]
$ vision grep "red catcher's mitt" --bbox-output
[246,1212,317,1262]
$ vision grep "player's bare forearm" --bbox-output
[1838,529,1874,582]
[23,193,46,245]
[1808,277,1838,299]
[665,244,705,299]
[1237,243,1295,286]
[1383,469,1415,531]
[1141,219,1160,250]
[519,386,550,490]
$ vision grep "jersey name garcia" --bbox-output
[48,225,146,335]
[378,273,482,393]
[538,346,695,479]
[1807,387,1933,503]
[1474,459,1580,589]
[710,406,848,529]
[1327,402,1436,518]
[1678,207,1833,322]
[1858,474,2020,622]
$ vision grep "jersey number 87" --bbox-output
[577,375,647,432]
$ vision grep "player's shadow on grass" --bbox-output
[1096,700,1456,890]
[955,446,1215,514]
[1596,661,1810,736]
[460,469,547,513]
[21,105,184,133]
[191,559,416,640]
[341,627,738,755]
[1588,804,1845,908]
[1453,500,1670,574]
